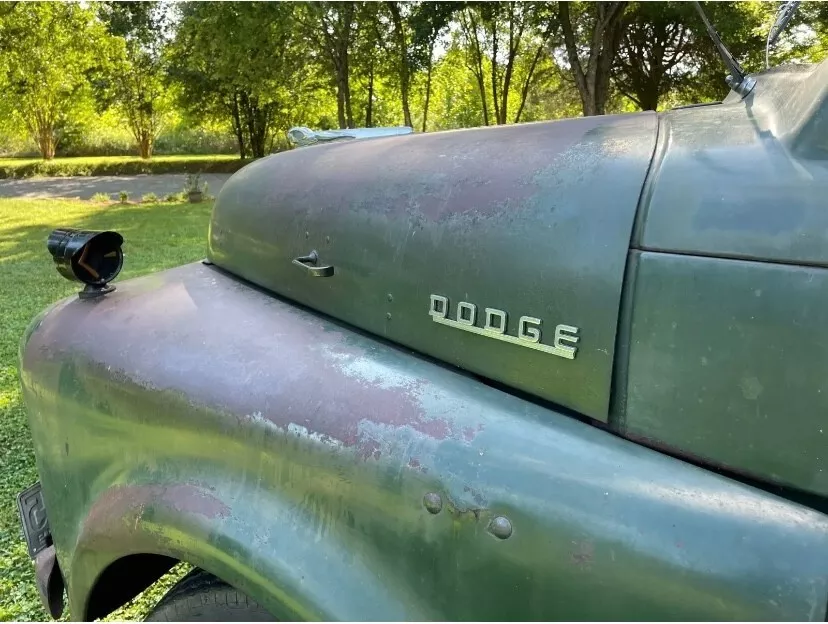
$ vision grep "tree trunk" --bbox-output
[230,93,247,159]
[387,2,412,128]
[499,4,522,126]
[336,58,354,129]
[460,9,489,126]
[38,127,55,160]
[476,73,489,126]
[422,39,435,133]
[559,1,627,117]
[400,67,411,128]
[249,103,269,158]
[240,92,267,159]
[490,16,501,124]
[640,87,659,112]
[365,58,375,127]
[336,84,347,129]
[138,135,152,159]
[250,131,266,158]
[514,44,545,123]
[344,71,354,129]
[341,3,356,129]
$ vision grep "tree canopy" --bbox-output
[0,2,111,159]
[0,1,827,160]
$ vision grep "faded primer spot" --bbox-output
[287,422,344,449]
[356,438,381,461]
[83,483,230,537]
[463,485,488,507]
[166,485,231,519]
[740,375,763,400]
[570,541,594,569]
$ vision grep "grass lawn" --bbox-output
[0,197,213,620]
[0,154,250,179]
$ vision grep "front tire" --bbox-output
[145,568,274,622]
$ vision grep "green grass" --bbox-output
[0,155,251,179]
[0,198,213,621]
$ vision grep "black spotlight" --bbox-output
[46,228,124,299]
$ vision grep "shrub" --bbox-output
[164,193,182,202]
[119,191,129,204]
[142,192,159,203]
[0,155,249,179]
[90,192,111,203]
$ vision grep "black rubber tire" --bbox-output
[145,568,274,622]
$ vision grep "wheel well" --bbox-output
[84,553,179,621]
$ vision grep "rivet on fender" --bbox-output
[488,516,513,539]
[423,492,442,514]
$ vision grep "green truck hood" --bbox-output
[209,113,659,422]
[209,59,828,500]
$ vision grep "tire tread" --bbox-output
[145,569,273,622]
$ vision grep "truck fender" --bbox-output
[71,477,423,621]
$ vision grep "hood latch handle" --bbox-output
[292,250,334,277]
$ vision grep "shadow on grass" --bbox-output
[0,201,214,270]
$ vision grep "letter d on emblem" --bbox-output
[484,308,507,334]
[429,294,448,318]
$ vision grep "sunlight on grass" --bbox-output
[0,197,213,621]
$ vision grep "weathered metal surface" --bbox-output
[19,262,828,620]
[636,61,828,265]
[620,250,828,497]
[209,113,658,421]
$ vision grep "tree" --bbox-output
[408,2,457,131]
[458,6,492,125]
[97,1,172,159]
[612,2,695,111]
[459,2,555,125]
[350,2,388,128]
[169,2,309,158]
[507,3,558,124]
[379,1,457,130]
[612,2,801,112]
[386,2,414,127]
[0,3,109,159]
[557,1,628,116]
[421,43,488,130]
[301,2,360,129]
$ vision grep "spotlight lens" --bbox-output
[70,232,123,284]
[47,229,124,285]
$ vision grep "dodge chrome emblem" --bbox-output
[428,294,579,360]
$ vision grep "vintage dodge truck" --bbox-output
[16,7,828,622]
